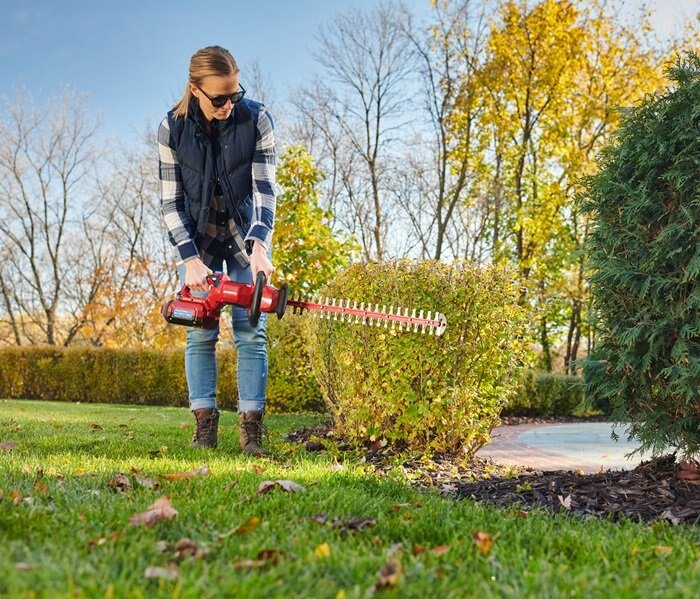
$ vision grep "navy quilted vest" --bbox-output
[166,97,261,236]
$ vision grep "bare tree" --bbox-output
[64,132,178,347]
[0,89,100,345]
[397,0,494,261]
[292,1,416,260]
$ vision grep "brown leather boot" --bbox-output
[239,411,267,456]
[191,408,219,448]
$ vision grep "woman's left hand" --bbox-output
[250,241,274,283]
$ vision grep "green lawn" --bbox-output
[0,399,698,599]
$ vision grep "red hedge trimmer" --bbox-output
[162,272,447,336]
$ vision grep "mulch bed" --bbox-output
[286,421,700,524]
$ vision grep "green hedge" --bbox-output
[503,370,585,417]
[0,314,323,414]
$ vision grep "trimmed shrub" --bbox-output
[580,54,700,458]
[305,259,529,456]
[504,370,584,416]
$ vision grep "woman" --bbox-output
[158,46,276,455]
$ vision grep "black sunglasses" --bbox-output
[196,84,246,108]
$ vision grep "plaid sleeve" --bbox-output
[158,117,199,264]
[244,105,277,252]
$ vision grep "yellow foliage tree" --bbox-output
[273,144,359,295]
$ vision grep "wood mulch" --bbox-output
[286,421,700,525]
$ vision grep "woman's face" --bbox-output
[191,73,239,122]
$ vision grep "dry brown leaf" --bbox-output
[412,544,426,557]
[432,545,451,556]
[9,490,22,506]
[15,562,31,571]
[33,481,48,496]
[257,480,306,494]
[118,424,129,429]
[311,513,328,524]
[164,465,210,481]
[0,441,17,452]
[375,558,402,590]
[134,474,160,490]
[558,494,573,510]
[144,566,179,580]
[130,496,178,526]
[107,473,132,493]
[89,423,103,430]
[233,549,284,569]
[256,549,284,565]
[332,517,377,533]
[472,530,494,556]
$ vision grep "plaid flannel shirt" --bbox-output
[158,105,276,267]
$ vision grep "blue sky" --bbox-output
[0,0,696,144]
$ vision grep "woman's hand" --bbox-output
[184,258,213,292]
[249,241,274,282]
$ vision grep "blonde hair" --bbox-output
[172,46,239,119]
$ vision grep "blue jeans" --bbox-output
[179,255,268,414]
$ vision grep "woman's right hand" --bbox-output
[184,258,213,293]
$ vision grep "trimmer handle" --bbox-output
[248,271,266,327]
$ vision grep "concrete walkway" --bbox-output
[477,422,657,473]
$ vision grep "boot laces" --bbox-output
[194,411,217,443]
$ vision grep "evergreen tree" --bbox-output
[581,53,700,458]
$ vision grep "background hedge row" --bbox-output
[0,345,584,418]
[0,316,324,414]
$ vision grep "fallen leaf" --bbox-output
[257,480,306,494]
[10,490,22,506]
[179,422,190,429]
[134,474,160,490]
[233,550,284,569]
[89,423,103,430]
[472,531,494,556]
[164,465,210,481]
[314,543,331,558]
[332,517,377,533]
[375,558,402,590]
[147,446,168,458]
[432,545,451,556]
[169,538,209,561]
[15,562,31,571]
[0,441,17,452]
[130,496,178,526]
[256,549,284,565]
[412,544,426,557]
[107,473,132,493]
[558,494,572,510]
[311,513,328,524]
[219,516,261,540]
[33,481,47,496]
[144,566,179,580]
[654,546,673,556]
[118,424,129,429]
